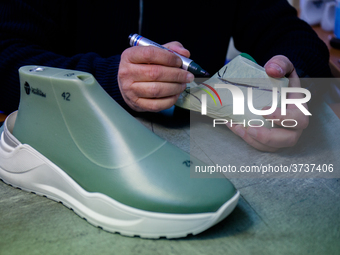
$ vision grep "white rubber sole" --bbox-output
[0,112,240,239]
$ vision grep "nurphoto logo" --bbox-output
[200,83,311,128]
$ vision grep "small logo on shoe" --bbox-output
[24,82,31,95]
[24,81,46,98]
[183,160,193,167]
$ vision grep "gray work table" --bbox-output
[0,100,339,255]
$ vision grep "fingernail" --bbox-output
[235,126,245,138]
[247,127,257,138]
[186,73,194,83]
[268,63,283,75]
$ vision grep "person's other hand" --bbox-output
[118,42,194,112]
[227,55,309,152]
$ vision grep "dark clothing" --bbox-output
[0,0,332,114]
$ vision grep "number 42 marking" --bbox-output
[62,92,71,101]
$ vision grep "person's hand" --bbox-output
[118,42,194,112]
[227,55,309,152]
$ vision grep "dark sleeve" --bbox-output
[231,0,332,82]
[0,1,124,115]
[232,0,331,77]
